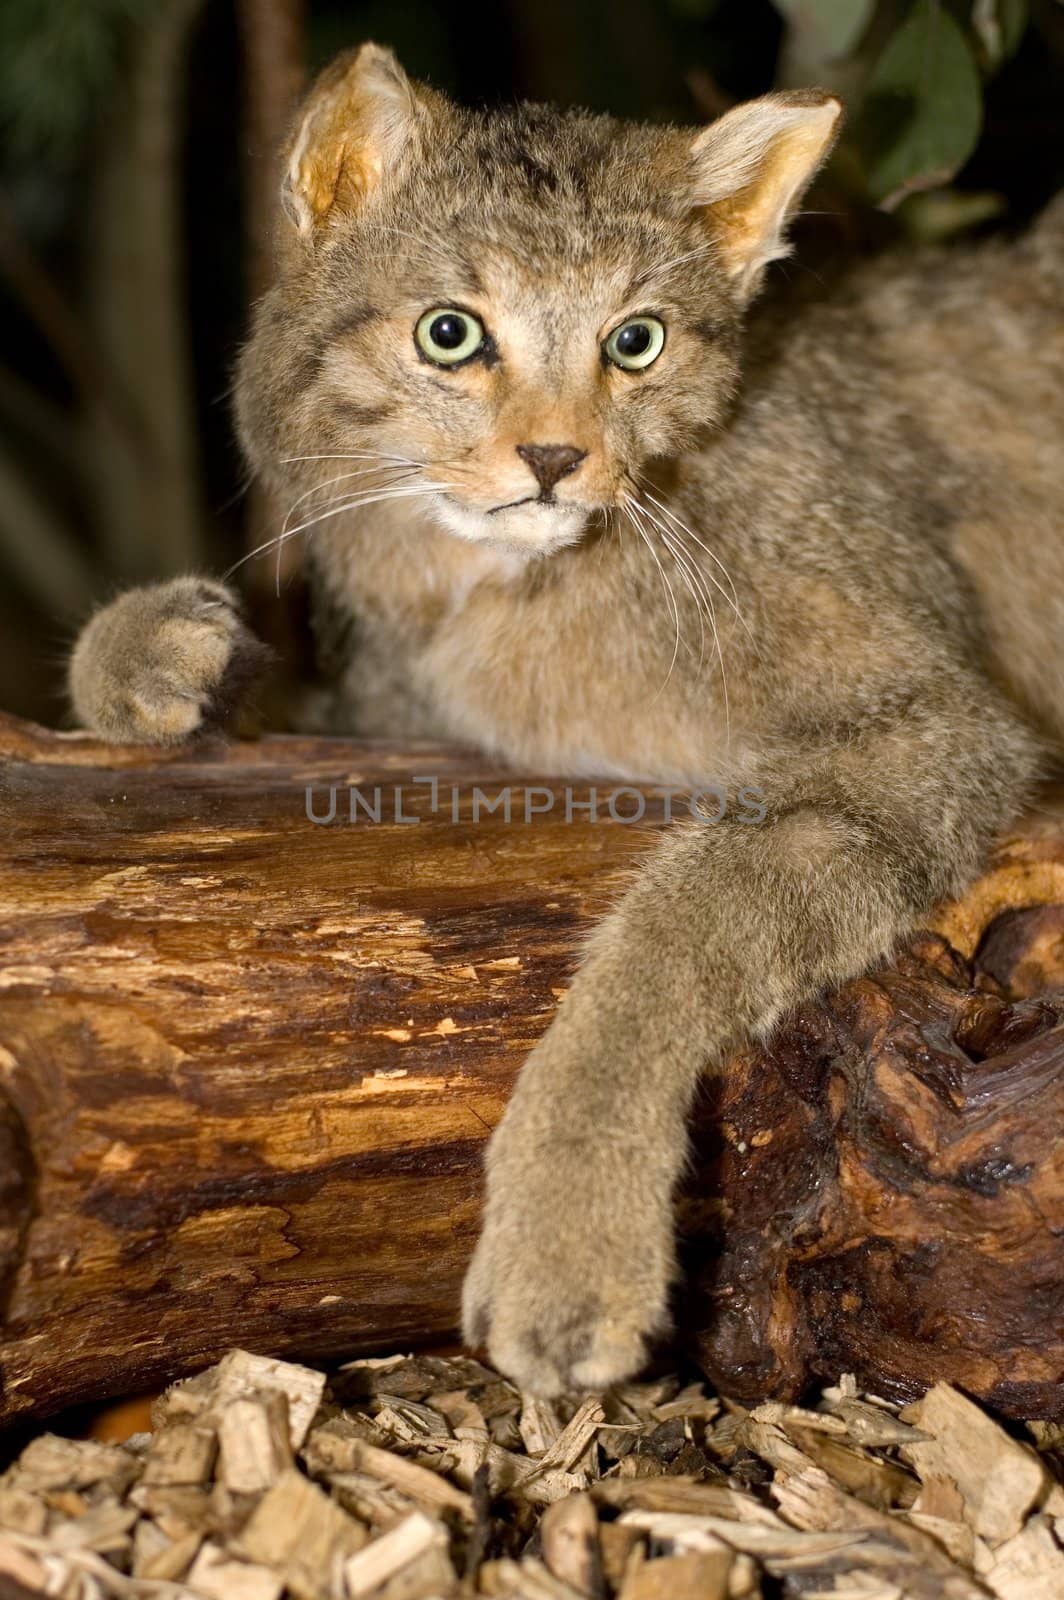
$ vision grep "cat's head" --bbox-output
[238,44,840,556]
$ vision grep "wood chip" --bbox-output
[0,1486,47,1536]
[417,1433,583,1507]
[341,1438,474,1521]
[128,1481,211,1536]
[343,1510,455,1599]
[142,1422,217,1486]
[238,1468,368,1599]
[161,1349,326,1451]
[594,1477,780,1525]
[651,1383,720,1424]
[906,1509,976,1569]
[481,1554,588,1599]
[526,1399,603,1478]
[48,1500,137,1554]
[329,1472,421,1531]
[984,1515,1064,1600]
[520,1397,563,1457]
[819,1389,930,1449]
[0,1533,47,1593]
[4,1346,1063,1600]
[539,1491,603,1596]
[132,1522,201,1581]
[303,1415,384,1477]
[598,1521,644,1591]
[15,1436,137,1494]
[427,1389,488,1439]
[218,1393,294,1494]
[215,1350,328,1451]
[188,1540,284,1600]
[901,1383,1049,1545]
[770,1463,984,1591]
[616,1549,733,1600]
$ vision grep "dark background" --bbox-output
[1,0,1062,726]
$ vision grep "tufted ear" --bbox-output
[690,91,842,300]
[282,43,428,235]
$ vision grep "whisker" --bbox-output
[272,467,412,598]
[281,482,447,542]
[633,496,713,654]
[638,496,720,625]
[657,521,730,739]
[270,484,447,593]
[228,475,403,580]
[281,464,417,528]
[274,463,417,592]
[639,487,754,649]
[631,490,732,740]
[622,494,681,698]
[638,486,739,608]
[224,481,445,584]
[279,451,425,467]
[650,518,708,672]
[595,504,617,568]
[631,242,719,285]
[354,221,458,269]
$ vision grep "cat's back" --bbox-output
[739,200,1064,748]
[880,200,1062,748]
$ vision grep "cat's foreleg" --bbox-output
[462,682,1040,1395]
[69,578,269,743]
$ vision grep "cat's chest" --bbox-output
[319,508,736,781]
[415,583,737,785]
[318,513,526,637]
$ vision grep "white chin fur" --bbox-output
[429,495,589,555]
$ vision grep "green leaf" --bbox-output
[772,0,876,60]
[897,185,1006,242]
[857,0,983,210]
[972,0,1028,68]
[0,0,151,167]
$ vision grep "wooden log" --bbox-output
[0,712,663,1424]
[0,711,1061,1424]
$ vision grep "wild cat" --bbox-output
[70,44,1064,1396]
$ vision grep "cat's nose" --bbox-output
[516,443,586,494]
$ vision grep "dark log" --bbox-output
[0,711,1061,1425]
[682,929,1064,1418]
[682,805,1064,1418]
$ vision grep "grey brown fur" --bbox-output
[69,45,1063,1396]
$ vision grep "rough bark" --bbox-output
[0,712,1061,1425]
[681,926,1064,1419]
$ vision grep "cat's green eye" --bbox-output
[415,308,485,366]
[604,316,666,372]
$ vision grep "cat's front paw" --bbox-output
[462,1135,672,1396]
[70,577,269,744]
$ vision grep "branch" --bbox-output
[236,0,307,303]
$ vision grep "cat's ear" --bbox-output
[282,42,428,235]
[690,91,842,299]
